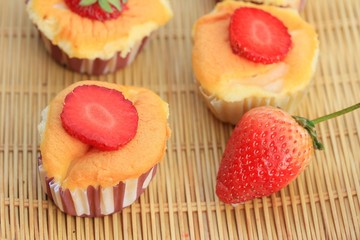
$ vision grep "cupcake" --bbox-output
[192,1,319,124]
[216,0,306,10]
[26,0,173,75]
[38,81,170,217]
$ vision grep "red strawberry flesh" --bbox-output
[64,0,126,21]
[61,85,138,151]
[229,7,292,64]
[216,107,312,204]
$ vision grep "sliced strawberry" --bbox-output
[61,85,138,151]
[64,0,127,21]
[229,7,292,64]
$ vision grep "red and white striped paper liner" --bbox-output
[38,156,157,217]
[39,32,148,75]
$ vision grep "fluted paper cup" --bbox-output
[39,32,149,75]
[38,156,157,217]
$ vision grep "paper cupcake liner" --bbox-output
[199,86,310,125]
[38,156,157,217]
[216,0,306,10]
[39,32,148,75]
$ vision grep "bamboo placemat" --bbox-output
[1,0,359,239]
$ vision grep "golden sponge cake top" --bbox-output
[39,81,170,190]
[192,1,318,102]
[27,0,173,59]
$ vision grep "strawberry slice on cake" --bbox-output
[229,7,292,64]
[61,85,138,150]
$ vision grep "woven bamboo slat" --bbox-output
[0,0,359,239]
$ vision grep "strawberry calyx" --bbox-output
[80,0,126,13]
[65,0,127,21]
[293,102,360,150]
[293,116,323,150]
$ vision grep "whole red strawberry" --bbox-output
[216,104,359,204]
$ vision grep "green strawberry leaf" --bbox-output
[79,0,97,6]
[78,0,125,13]
[98,0,113,13]
[293,116,324,150]
[108,0,122,11]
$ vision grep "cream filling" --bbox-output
[38,106,49,142]
[226,62,288,93]
[215,62,289,102]
[53,2,67,9]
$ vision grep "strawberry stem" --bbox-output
[311,103,360,125]
[293,102,360,151]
